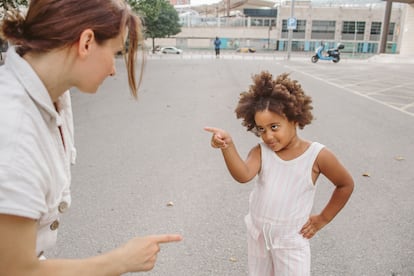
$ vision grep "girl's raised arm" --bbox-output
[204,127,261,183]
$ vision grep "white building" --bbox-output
[155,0,414,55]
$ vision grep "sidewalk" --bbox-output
[367,53,414,64]
[2,50,413,65]
[148,50,414,64]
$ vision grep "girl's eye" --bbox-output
[271,124,279,131]
[256,127,265,133]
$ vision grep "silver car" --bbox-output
[161,46,183,54]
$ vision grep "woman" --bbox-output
[0,0,182,275]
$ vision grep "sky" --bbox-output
[189,0,385,7]
[189,0,385,4]
[191,0,221,6]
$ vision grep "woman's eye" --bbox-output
[115,49,124,56]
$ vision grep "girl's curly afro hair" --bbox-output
[235,71,313,136]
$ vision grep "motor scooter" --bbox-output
[311,43,344,63]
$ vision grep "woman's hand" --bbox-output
[117,234,182,273]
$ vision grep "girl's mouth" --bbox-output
[267,142,277,148]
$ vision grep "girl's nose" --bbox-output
[263,131,272,141]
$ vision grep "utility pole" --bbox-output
[227,0,230,17]
[379,0,392,54]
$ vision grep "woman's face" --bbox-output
[76,33,124,93]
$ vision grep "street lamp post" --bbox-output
[353,20,357,56]
[287,0,295,60]
[268,25,273,49]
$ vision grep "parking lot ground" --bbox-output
[54,55,414,276]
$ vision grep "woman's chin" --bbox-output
[77,87,99,94]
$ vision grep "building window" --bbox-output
[243,8,277,18]
[311,20,335,40]
[249,18,276,27]
[371,22,381,35]
[252,18,264,26]
[369,21,395,42]
[388,22,395,41]
[292,40,305,51]
[370,21,381,41]
[342,21,365,40]
[276,40,304,51]
[367,43,379,53]
[267,19,276,27]
[282,19,306,39]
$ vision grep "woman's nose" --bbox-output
[109,66,116,77]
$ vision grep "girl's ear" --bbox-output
[78,29,95,57]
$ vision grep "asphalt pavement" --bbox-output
[51,52,414,276]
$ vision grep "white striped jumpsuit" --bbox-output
[245,142,324,276]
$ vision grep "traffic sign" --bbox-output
[287,17,297,30]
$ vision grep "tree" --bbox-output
[0,0,28,13]
[127,0,181,53]
[0,0,29,55]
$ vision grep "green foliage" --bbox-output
[127,0,181,40]
[0,0,29,11]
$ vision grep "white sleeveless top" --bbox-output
[245,142,324,248]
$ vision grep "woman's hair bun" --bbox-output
[1,9,26,43]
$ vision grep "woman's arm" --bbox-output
[0,214,182,276]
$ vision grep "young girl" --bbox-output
[205,72,354,276]
[0,1,181,275]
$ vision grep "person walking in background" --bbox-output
[214,36,221,57]
[0,0,181,275]
[205,71,354,276]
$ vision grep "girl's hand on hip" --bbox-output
[300,215,328,239]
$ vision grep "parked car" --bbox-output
[161,46,183,54]
[236,47,256,53]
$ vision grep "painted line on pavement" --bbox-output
[284,64,414,117]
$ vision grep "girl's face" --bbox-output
[254,109,298,152]
[76,33,124,93]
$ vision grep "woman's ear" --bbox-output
[78,29,95,57]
